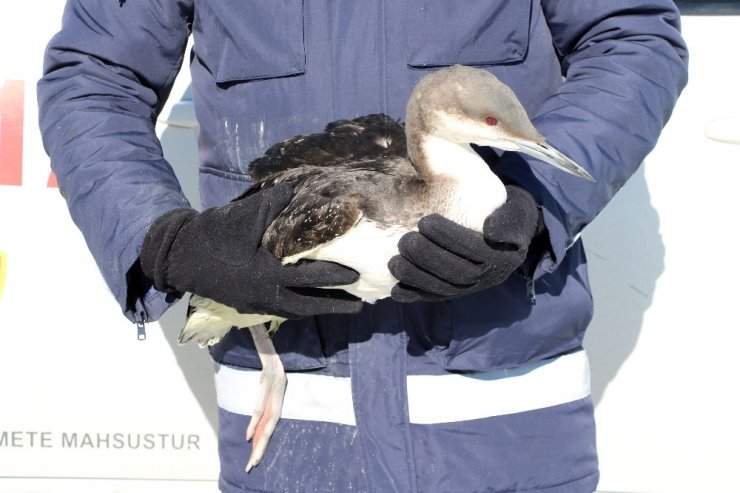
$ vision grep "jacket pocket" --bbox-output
[199,166,254,209]
[195,0,306,83]
[407,0,531,67]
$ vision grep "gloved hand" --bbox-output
[140,183,362,318]
[389,185,542,302]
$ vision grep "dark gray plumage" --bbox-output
[249,115,429,259]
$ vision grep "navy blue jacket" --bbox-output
[38,1,688,491]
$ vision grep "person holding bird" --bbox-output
[39,1,687,492]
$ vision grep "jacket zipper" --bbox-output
[136,318,147,341]
[133,299,148,341]
[516,268,537,305]
[525,275,536,305]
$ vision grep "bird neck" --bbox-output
[410,133,507,231]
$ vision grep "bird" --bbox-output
[177,65,594,472]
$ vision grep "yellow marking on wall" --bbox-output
[0,252,6,300]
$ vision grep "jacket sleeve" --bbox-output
[496,0,689,276]
[37,0,195,322]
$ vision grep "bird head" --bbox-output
[407,65,594,181]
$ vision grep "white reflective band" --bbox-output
[407,350,591,424]
[216,365,357,426]
[215,350,590,426]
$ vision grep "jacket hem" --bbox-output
[217,471,599,493]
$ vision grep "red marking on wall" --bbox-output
[0,80,25,186]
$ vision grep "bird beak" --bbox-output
[516,140,595,182]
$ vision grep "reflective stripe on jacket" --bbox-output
[215,350,597,493]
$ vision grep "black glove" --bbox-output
[389,185,542,302]
[140,183,362,318]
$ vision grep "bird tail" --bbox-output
[179,295,285,348]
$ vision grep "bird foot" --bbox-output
[245,324,287,473]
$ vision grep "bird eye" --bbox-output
[485,116,498,126]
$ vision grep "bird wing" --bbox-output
[240,113,420,260]
[249,114,406,182]
[251,155,427,260]
[261,175,365,259]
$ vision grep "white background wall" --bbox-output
[583,15,740,492]
[1,3,738,492]
[0,3,219,492]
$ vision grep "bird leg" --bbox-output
[245,322,287,473]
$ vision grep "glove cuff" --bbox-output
[140,208,198,292]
